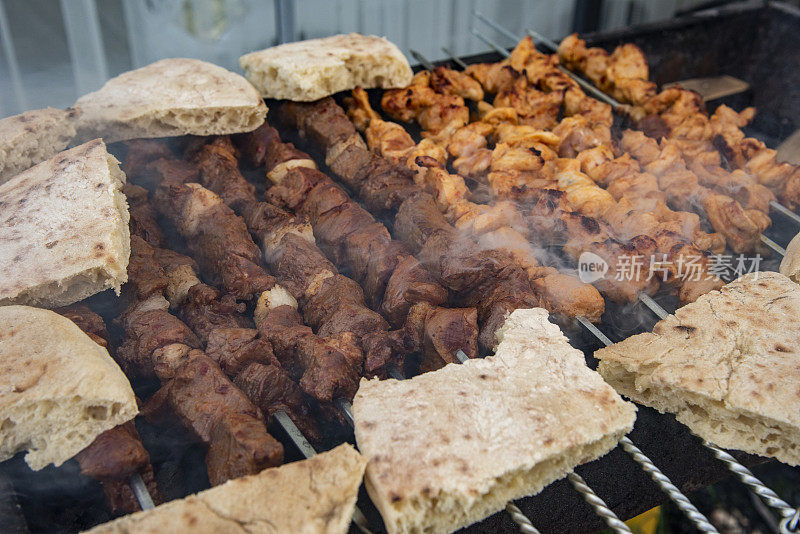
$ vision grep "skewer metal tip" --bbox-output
[129,472,155,511]
[335,397,355,428]
[441,46,468,70]
[761,234,786,256]
[770,200,800,226]
[638,293,669,320]
[409,49,435,71]
[525,28,559,52]
[273,410,318,459]
[470,27,511,58]
[576,315,613,347]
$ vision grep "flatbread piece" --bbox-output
[0,305,138,470]
[596,272,800,465]
[353,308,636,534]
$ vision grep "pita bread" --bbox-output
[596,272,800,466]
[0,140,130,308]
[780,231,800,283]
[353,308,636,534]
[85,443,366,534]
[0,305,138,470]
[240,33,413,101]
[0,107,78,184]
[73,58,267,144]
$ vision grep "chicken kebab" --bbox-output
[365,65,726,303]
[456,36,773,255]
[277,98,609,353]
[556,33,800,212]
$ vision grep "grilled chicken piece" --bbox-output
[430,65,484,101]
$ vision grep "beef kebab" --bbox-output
[187,134,479,373]
[55,304,161,517]
[112,216,284,486]
[124,182,324,440]
[277,97,598,351]
[370,75,726,302]
[125,155,364,404]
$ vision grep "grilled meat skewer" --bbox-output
[115,233,284,486]
[278,97,563,351]
[55,304,162,516]
[236,125,479,371]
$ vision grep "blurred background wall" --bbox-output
[0,0,771,118]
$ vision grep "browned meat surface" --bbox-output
[123,183,165,247]
[234,361,321,442]
[205,327,275,376]
[55,303,109,348]
[421,306,479,372]
[179,284,250,343]
[120,139,173,179]
[282,98,356,149]
[125,235,170,302]
[394,192,455,252]
[256,305,362,401]
[363,240,411,310]
[142,351,283,485]
[381,255,448,327]
[156,181,276,300]
[117,307,202,380]
[75,423,149,481]
[271,233,337,297]
[234,122,280,167]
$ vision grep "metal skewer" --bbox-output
[129,472,155,511]
[638,293,669,320]
[441,46,468,70]
[761,235,787,256]
[274,410,372,533]
[770,200,800,226]
[410,49,435,71]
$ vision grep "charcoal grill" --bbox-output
[2,3,800,533]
